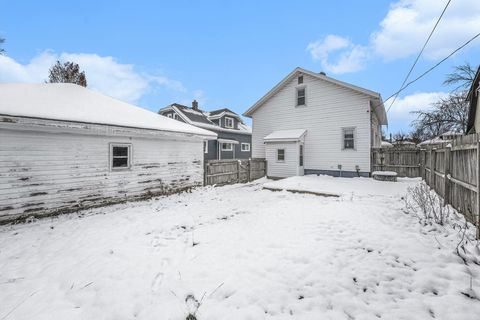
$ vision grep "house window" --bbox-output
[342,127,356,150]
[204,141,209,154]
[298,75,303,84]
[277,149,285,161]
[110,144,131,170]
[167,114,172,118]
[241,143,250,152]
[174,114,179,120]
[296,87,306,106]
[224,117,234,128]
[221,143,233,151]
[299,145,303,166]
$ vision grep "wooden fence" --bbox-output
[204,159,266,186]
[373,134,480,238]
[372,146,420,177]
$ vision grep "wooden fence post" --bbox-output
[432,148,437,189]
[477,139,480,239]
[444,146,451,206]
[247,159,251,182]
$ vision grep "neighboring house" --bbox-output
[243,67,387,178]
[466,66,480,133]
[158,100,252,160]
[0,83,216,222]
[417,131,463,147]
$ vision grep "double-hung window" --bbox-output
[224,117,234,128]
[110,144,131,170]
[241,143,250,152]
[342,127,355,150]
[296,87,306,106]
[277,149,285,161]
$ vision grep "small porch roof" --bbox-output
[264,129,307,142]
[217,138,239,144]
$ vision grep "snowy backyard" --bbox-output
[1,176,480,320]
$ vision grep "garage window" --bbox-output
[110,144,131,170]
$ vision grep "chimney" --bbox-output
[192,100,198,110]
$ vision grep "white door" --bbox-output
[298,143,304,176]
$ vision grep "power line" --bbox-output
[387,0,452,113]
[383,31,480,110]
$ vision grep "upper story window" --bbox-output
[241,143,250,152]
[173,114,180,120]
[224,117,234,128]
[110,143,131,170]
[298,75,303,84]
[167,113,172,118]
[342,127,356,150]
[296,87,306,106]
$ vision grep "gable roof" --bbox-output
[0,83,216,138]
[243,67,387,125]
[159,103,252,135]
[466,66,480,133]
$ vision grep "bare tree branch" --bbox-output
[47,61,87,87]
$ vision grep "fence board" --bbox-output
[204,159,266,186]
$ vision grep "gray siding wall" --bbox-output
[204,131,252,160]
[0,122,204,221]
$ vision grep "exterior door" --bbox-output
[298,143,304,176]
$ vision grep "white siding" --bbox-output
[265,142,298,178]
[251,73,372,173]
[0,126,204,221]
[371,109,381,148]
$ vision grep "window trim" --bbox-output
[296,86,306,107]
[221,142,233,151]
[224,116,234,128]
[110,143,132,171]
[341,127,356,151]
[167,113,172,118]
[277,149,285,162]
[204,140,209,154]
[241,143,250,152]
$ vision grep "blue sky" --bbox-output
[1,0,479,135]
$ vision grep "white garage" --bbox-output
[0,83,216,222]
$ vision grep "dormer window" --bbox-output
[298,75,303,84]
[224,117,234,128]
[296,87,306,106]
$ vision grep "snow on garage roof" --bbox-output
[0,83,217,138]
[264,129,307,142]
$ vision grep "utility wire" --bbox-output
[386,0,452,113]
[382,31,480,110]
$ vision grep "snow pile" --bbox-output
[0,83,216,138]
[264,129,306,141]
[1,176,479,319]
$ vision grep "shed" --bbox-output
[0,83,217,222]
[264,129,306,178]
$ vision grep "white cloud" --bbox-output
[0,51,187,104]
[306,35,368,74]
[372,0,480,60]
[388,91,448,123]
[307,0,480,73]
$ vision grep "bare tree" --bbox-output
[47,61,87,87]
[411,91,469,140]
[443,62,477,92]
[392,131,410,142]
[0,37,5,55]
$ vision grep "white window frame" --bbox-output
[110,143,132,171]
[224,116,234,128]
[204,140,209,154]
[296,86,306,107]
[342,127,356,150]
[241,143,250,152]
[167,113,172,118]
[277,149,285,162]
[221,143,233,151]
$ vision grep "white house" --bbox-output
[243,67,387,178]
[0,83,216,222]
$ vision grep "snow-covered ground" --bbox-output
[1,176,479,320]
